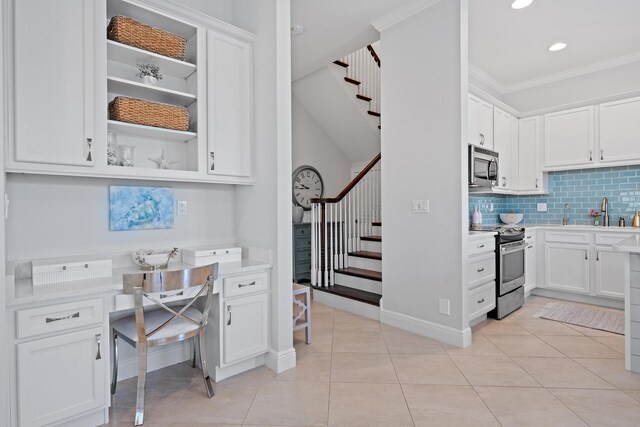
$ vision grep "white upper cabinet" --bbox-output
[206,31,253,179]
[14,0,96,167]
[518,116,542,191]
[468,94,494,149]
[544,106,595,169]
[493,108,517,190]
[599,96,640,164]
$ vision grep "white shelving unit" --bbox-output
[106,40,196,79]
[107,76,197,107]
[107,120,196,142]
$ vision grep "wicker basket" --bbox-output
[109,97,189,131]
[107,15,186,60]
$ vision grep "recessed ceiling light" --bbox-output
[291,24,305,36]
[511,0,533,9]
[548,42,567,52]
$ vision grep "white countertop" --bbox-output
[468,231,497,240]
[613,235,640,253]
[6,259,271,307]
[524,224,640,233]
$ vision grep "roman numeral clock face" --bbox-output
[292,166,324,210]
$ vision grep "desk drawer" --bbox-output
[295,236,311,249]
[468,253,495,289]
[224,272,268,298]
[113,283,213,312]
[467,282,496,321]
[16,298,104,339]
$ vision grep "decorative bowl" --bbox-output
[500,213,524,225]
[132,248,178,270]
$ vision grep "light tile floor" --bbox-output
[105,295,640,426]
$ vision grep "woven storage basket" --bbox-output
[107,15,186,60]
[109,97,189,131]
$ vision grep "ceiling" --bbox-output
[292,0,640,90]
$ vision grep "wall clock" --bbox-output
[292,165,324,210]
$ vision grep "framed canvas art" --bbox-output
[109,186,174,231]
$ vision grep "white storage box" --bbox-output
[32,259,112,286]
[182,246,241,266]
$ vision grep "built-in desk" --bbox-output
[5,256,271,427]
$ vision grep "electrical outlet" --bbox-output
[177,200,188,216]
[439,298,450,316]
[412,199,430,213]
[537,203,547,212]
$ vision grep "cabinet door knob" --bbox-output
[95,334,102,360]
[227,305,232,326]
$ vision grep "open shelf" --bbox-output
[107,40,196,79]
[107,76,196,107]
[108,120,196,142]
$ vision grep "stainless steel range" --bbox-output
[472,225,526,319]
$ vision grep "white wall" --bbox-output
[0,0,7,420]
[171,0,235,23]
[379,0,468,340]
[292,96,351,201]
[233,0,295,369]
[5,175,236,261]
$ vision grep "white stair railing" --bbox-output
[311,154,381,287]
[337,44,381,114]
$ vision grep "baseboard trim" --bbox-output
[313,290,380,320]
[114,342,190,382]
[265,347,297,374]
[380,308,472,348]
[214,354,266,382]
[531,288,624,310]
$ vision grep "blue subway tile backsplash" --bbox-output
[469,165,640,226]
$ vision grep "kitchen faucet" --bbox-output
[601,196,609,227]
[562,203,571,225]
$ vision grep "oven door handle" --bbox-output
[500,241,526,254]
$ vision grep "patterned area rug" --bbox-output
[536,302,624,335]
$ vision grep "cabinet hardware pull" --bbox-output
[210,152,215,171]
[527,235,532,239]
[46,312,80,323]
[238,281,256,288]
[62,264,89,271]
[585,253,588,260]
[528,245,533,249]
[597,252,600,261]
[160,291,184,299]
[477,298,485,304]
[589,150,593,161]
[601,149,604,160]
[535,178,539,189]
[479,134,485,145]
[95,334,102,360]
[227,305,232,326]
[86,138,93,162]
[477,268,485,273]
[477,244,485,248]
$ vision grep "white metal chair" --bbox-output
[110,263,218,426]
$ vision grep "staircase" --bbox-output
[310,154,382,319]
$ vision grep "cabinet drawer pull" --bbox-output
[526,235,532,239]
[479,133,485,145]
[238,281,256,288]
[477,244,485,249]
[95,334,102,360]
[477,298,485,304]
[535,178,539,189]
[528,245,533,249]
[160,291,184,299]
[62,264,89,271]
[45,312,80,323]
[227,305,232,326]
[601,149,604,160]
[477,268,485,273]
[589,150,593,161]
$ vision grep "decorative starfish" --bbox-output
[148,149,179,169]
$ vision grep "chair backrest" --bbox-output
[122,263,219,345]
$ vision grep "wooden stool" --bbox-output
[293,284,311,344]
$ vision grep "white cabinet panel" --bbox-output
[223,293,268,364]
[544,106,595,168]
[545,243,590,294]
[493,108,518,190]
[207,31,253,178]
[14,0,95,167]
[468,94,493,149]
[525,237,536,292]
[518,116,542,191]
[594,247,626,299]
[599,97,640,164]
[17,327,105,427]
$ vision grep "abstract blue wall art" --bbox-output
[109,186,174,231]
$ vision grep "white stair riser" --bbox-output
[313,290,380,320]
[334,272,382,294]
[360,240,381,252]
[348,256,382,272]
[372,225,382,234]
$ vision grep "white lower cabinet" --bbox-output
[223,292,268,364]
[594,246,627,299]
[17,327,106,427]
[545,243,590,294]
[525,233,536,292]
[467,235,496,323]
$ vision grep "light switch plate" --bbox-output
[412,199,429,213]
[537,203,547,212]
[177,200,188,216]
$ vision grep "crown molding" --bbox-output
[371,0,442,32]
[468,64,508,95]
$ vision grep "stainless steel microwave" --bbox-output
[469,145,499,189]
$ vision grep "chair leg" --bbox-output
[305,291,312,344]
[198,329,214,398]
[134,342,147,426]
[191,337,197,368]
[111,332,119,395]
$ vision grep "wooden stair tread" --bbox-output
[313,284,381,306]
[361,236,382,242]
[348,251,381,260]
[333,60,349,68]
[372,222,382,227]
[356,94,372,102]
[334,267,382,282]
[367,110,381,117]
[344,77,361,86]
